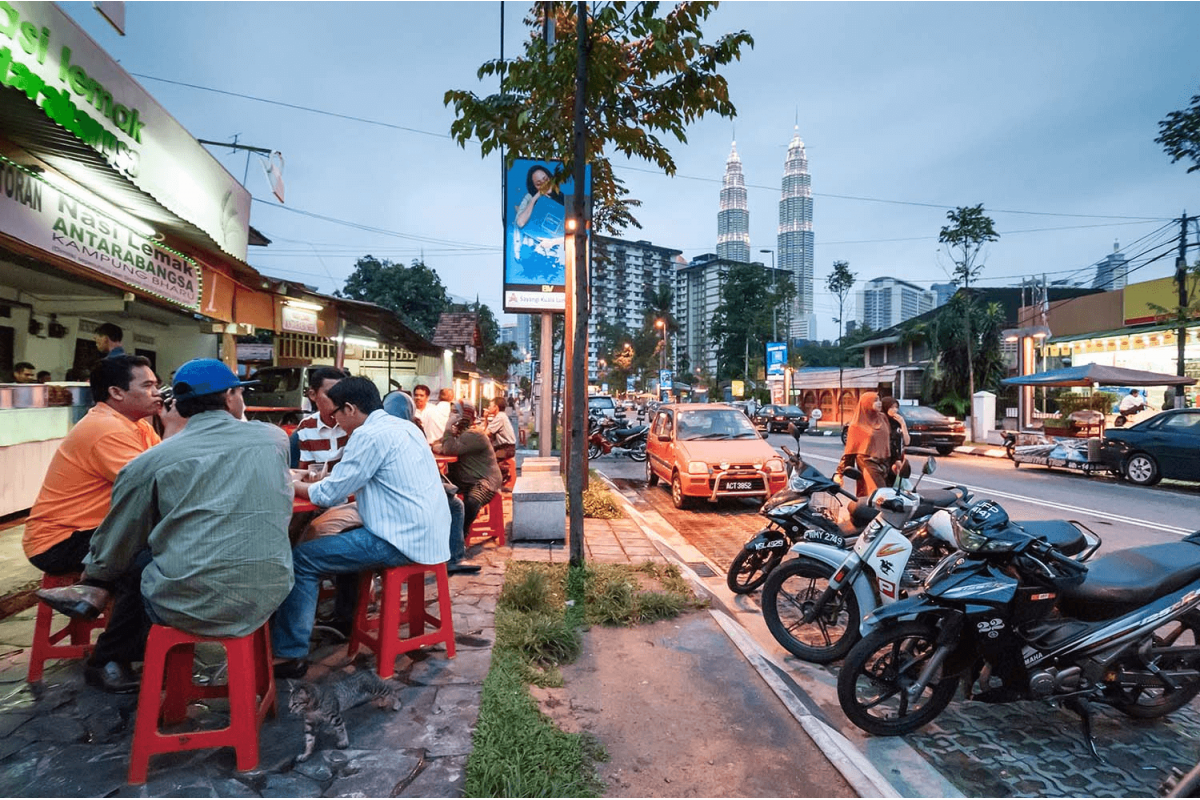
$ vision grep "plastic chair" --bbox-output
[465,491,506,546]
[27,572,110,683]
[347,563,455,679]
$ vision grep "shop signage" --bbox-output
[766,341,787,376]
[0,2,251,260]
[0,159,200,309]
[281,305,319,334]
[1124,275,1200,326]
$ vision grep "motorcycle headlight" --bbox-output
[772,502,808,516]
[955,526,1018,553]
[687,461,710,475]
[788,474,815,492]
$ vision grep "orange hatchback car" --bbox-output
[646,403,788,509]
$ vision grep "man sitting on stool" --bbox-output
[434,404,502,533]
[278,377,451,678]
[37,359,294,693]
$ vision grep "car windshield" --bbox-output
[900,406,947,421]
[249,369,299,393]
[589,397,615,410]
[781,405,803,415]
[676,409,760,440]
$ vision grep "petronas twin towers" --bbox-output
[716,128,816,340]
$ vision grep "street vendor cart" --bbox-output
[999,364,1196,474]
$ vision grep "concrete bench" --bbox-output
[511,458,565,542]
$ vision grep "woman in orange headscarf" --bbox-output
[834,392,892,497]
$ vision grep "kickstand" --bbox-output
[1064,696,1106,763]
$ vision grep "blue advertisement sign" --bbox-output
[502,158,590,314]
[626,376,635,391]
[766,342,787,377]
[659,369,673,388]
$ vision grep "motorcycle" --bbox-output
[835,500,1197,762]
[726,448,968,595]
[759,457,989,662]
[587,411,649,462]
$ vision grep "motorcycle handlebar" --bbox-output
[1028,539,1089,580]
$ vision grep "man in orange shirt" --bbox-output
[24,355,165,575]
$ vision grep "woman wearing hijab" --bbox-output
[881,396,912,481]
[834,392,892,497]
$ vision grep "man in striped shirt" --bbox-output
[276,377,451,678]
[296,367,350,471]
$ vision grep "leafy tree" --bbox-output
[338,256,449,339]
[921,296,1006,417]
[938,205,999,402]
[444,2,754,235]
[825,260,856,346]
[1156,85,1200,173]
[709,262,795,381]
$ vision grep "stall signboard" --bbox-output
[766,342,787,376]
[0,2,251,260]
[503,158,590,313]
[1124,275,1200,326]
[731,379,744,398]
[0,160,200,308]
[281,305,319,334]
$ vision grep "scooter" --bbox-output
[587,412,649,462]
[836,502,1195,763]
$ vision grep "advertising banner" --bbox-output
[503,158,589,313]
[1,2,251,260]
[766,341,787,376]
[658,369,672,388]
[731,379,744,398]
[1124,275,1200,326]
[281,305,319,334]
[0,159,200,309]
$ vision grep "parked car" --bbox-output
[243,366,315,425]
[728,400,754,417]
[1101,408,1200,486]
[588,394,618,420]
[751,404,809,434]
[646,403,787,509]
[839,404,965,455]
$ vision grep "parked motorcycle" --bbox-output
[587,411,649,462]
[726,449,968,594]
[835,500,1195,761]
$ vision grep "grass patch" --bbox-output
[564,470,624,520]
[465,559,703,797]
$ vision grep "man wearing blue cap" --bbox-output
[38,359,294,693]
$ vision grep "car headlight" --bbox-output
[765,458,784,473]
[687,461,710,475]
[955,526,1017,553]
[719,462,730,471]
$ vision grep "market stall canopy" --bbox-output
[1001,364,1197,387]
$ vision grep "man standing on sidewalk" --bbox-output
[278,377,451,678]
[37,359,294,693]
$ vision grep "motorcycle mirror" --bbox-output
[923,457,937,475]
[787,422,800,441]
[843,467,863,481]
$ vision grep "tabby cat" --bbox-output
[288,670,404,761]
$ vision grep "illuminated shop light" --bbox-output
[284,298,324,311]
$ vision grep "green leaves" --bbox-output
[444,2,753,235]
[1156,86,1200,174]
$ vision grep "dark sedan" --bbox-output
[1101,408,1200,486]
[843,405,966,455]
[751,404,809,434]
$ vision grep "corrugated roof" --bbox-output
[433,313,481,349]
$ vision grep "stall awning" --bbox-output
[789,367,898,390]
[1001,364,1196,387]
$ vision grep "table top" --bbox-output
[293,498,319,514]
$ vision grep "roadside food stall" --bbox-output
[999,364,1196,474]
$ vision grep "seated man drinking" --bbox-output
[277,377,451,678]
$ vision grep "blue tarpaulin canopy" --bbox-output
[1001,364,1196,387]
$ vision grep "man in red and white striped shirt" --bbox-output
[296,367,350,471]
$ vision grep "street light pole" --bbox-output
[655,318,668,400]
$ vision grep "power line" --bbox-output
[251,198,497,250]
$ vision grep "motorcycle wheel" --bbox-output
[1110,613,1200,719]
[628,442,648,462]
[587,444,602,460]
[726,547,785,594]
[837,620,958,736]
[761,558,861,663]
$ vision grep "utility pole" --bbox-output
[1177,211,1191,385]
[566,0,588,567]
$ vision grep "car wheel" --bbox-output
[1124,453,1161,486]
[646,457,658,486]
[670,472,693,510]
[935,445,956,456]
[841,426,848,445]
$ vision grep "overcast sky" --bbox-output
[61,1,1200,341]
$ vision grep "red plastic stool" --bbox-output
[128,623,276,784]
[27,572,110,683]
[347,563,455,679]
[465,491,506,546]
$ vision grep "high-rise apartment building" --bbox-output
[717,141,750,263]
[1092,242,1129,290]
[588,236,683,382]
[931,282,957,308]
[857,277,935,331]
[778,128,815,341]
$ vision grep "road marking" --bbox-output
[793,450,1195,536]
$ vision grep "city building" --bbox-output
[674,254,791,378]
[778,127,816,341]
[931,282,958,307]
[588,236,683,383]
[857,277,936,331]
[1092,242,1129,291]
[717,141,750,263]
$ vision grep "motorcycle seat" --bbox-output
[914,488,964,516]
[612,426,646,438]
[1057,542,1200,622]
[839,501,880,535]
[1014,520,1086,557]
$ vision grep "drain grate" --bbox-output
[685,562,717,578]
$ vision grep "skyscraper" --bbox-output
[1092,242,1129,291]
[778,128,815,340]
[717,141,750,263]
